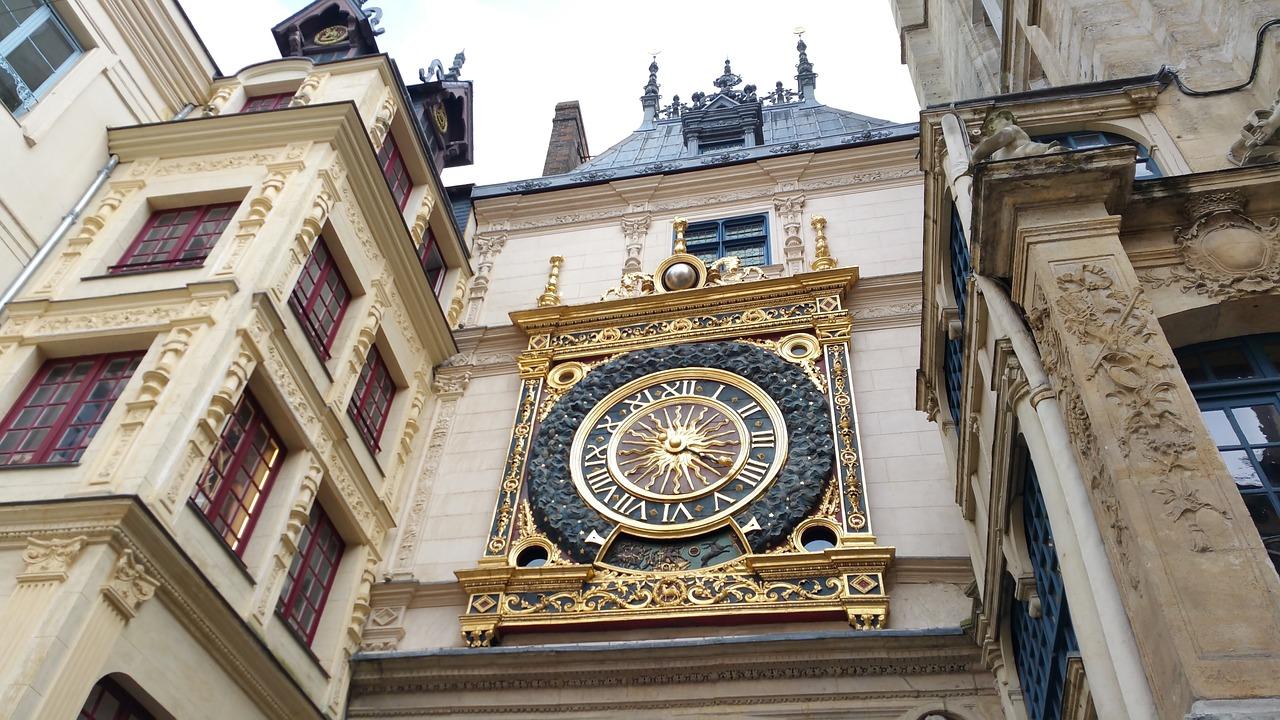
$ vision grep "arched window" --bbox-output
[1010,440,1079,720]
[1174,334,1280,575]
[79,677,155,720]
[1033,131,1161,179]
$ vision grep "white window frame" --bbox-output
[0,2,83,116]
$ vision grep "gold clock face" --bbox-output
[570,368,787,535]
[431,104,448,133]
[314,25,348,45]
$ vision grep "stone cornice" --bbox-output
[848,271,924,331]
[0,280,236,338]
[0,496,323,719]
[107,102,457,364]
[350,629,985,699]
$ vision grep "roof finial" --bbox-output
[639,51,662,129]
[794,27,817,105]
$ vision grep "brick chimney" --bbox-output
[541,101,590,176]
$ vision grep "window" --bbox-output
[1034,131,1161,179]
[0,353,142,466]
[416,226,445,294]
[347,345,395,452]
[680,215,769,267]
[376,134,412,210]
[1010,441,1078,720]
[191,392,284,555]
[289,237,351,359]
[944,205,971,426]
[0,0,82,115]
[78,677,155,720]
[111,203,238,274]
[240,92,294,113]
[277,504,345,644]
[1175,334,1280,576]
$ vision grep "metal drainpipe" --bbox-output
[0,102,196,312]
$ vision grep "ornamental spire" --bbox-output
[795,29,817,105]
[640,55,661,129]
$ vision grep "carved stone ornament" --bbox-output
[1139,192,1280,299]
[1227,87,1280,167]
[101,549,161,620]
[969,109,1063,164]
[19,535,87,583]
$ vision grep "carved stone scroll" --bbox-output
[32,180,146,299]
[18,536,87,584]
[101,550,160,621]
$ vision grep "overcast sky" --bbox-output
[183,0,921,188]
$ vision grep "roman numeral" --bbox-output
[712,491,735,511]
[657,379,697,398]
[585,466,613,493]
[750,430,775,448]
[595,414,624,433]
[612,494,647,518]
[583,443,609,464]
[739,458,770,486]
[737,401,761,418]
[622,389,655,411]
[662,502,694,523]
[706,383,724,400]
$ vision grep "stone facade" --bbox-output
[903,0,1280,718]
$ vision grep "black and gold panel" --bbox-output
[528,341,833,568]
[457,265,893,647]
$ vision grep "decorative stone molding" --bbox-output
[271,169,340,303]
[1138,191,1280,300]
[32,180,146,298]
[152,151,282,176]
[204,84,236,115]
[369,91,398,150]
[254,461,323,624]
[620,215,650,275]
[382,365,432,507]
[89,324,199,487]
[462,233,508,326]
[409,192,437,248]
[101,549,160,621]
[290,71,328,107]
[18,535,87,583]
[392,371,470,574]
[773,194,806,274]
[358,603,406,652]
[446,276,467,328]
[0,296,221,341]
[1227,87,1280,167]
[215,158,306,276]
[162,338,258,512]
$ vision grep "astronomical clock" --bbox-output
[456,220,894,647]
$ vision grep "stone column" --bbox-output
[1015,201,1280,719]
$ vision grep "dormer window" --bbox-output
[241,92,295,113]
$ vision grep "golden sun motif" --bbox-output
[616,403,743,496]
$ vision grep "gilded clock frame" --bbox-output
[456,266,894,647]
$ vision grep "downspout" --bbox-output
[0,102,197,313]
[975,275,1157,720]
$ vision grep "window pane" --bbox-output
[6,36,56,93]
[1175,350,1207,385]
[1221,449,1265,489]
[1261,338,1280,377]
[1203,346,1256,381]
[1201,409,1241,447]
[1232,404,1280,445]
[1242,494,1280,574]
[28,18,75,73]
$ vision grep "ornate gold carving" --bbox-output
[1138,192,1280,299]
[810,215,837,271]
[706,256,768,286]
[827,347,865,530]
[537,255,565,307]
[672,217,689,254]
[485,378,540,556]
[601,272,657,301]
[514,501,569,566]
[101,549,160,620]
[19,535,86,583]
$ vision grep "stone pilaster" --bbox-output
[773,194,806,274]
[462,233,507,327]
[620,215,650,275]
[1015,202,1280,719]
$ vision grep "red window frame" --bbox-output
[240,92,294,113]
[347,345,396,452]
[376,134,412,210]
[416,226,445,294]
[288,237,352,359]
[110,203,238,274]
[79,677,156,720]
[191,392,285,556]
[277,504,345,644]
[0,353,142,466]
